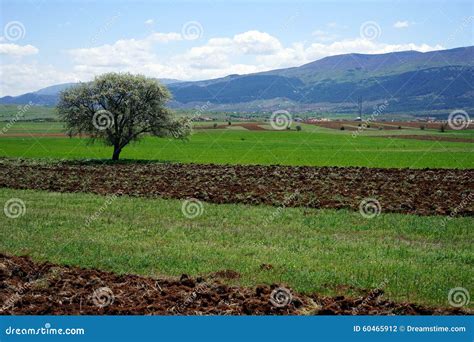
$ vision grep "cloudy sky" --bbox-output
[0,0,472,96]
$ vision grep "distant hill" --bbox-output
[157,78,183,85]
[0,82,77,107]
[260,46,473,83]
[166,46,473,115]
[33,83,77,96]
[0,79,183,107]
[1,46,472,116]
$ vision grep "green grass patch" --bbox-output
[1,188,472,307]
[0,122,472,168]
[0,105,58,121]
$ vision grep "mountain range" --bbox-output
[1,46,472,116]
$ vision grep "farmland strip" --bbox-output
[0,159,472,216]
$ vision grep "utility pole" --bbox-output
[357,96,363,120]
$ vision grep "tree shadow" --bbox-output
[59,158,180,166]
[0,157,180,166]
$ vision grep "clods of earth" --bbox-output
[0,159,472,216]
[0,254,467,315]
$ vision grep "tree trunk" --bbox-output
[112,146,121,161]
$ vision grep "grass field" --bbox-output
[1,187,472,308]
[0,122,473,168]
[1,119,473,313]
[0,104,423,122]
[0,105,58,121]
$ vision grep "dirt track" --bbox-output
[0,159,472,216]
[0,254,466,315]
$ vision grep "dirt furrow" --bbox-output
[0,254,466,315]
[0,159,472,216]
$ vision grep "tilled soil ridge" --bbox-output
[0,159,472,216]
[0,254,467,315]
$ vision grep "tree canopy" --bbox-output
[57,73,190,160]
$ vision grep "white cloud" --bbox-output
[69,39,155,67]
[148,32,183,43]
[327,22,348,30]
[67,30,286,79]
[0,43,39,56]
[256,38,443,71]
[312,30,338,42]
[144,19,154,25]
[0,63,79,96]
[1,29,444,96]
[304,39,442,60]
[393,21,410,28]
[69,33,182,68]
[233,31,282,54]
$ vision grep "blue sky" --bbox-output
[0,0,472,96]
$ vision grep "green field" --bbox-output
[0,104,422,122]
[1,119,473,311]
[1,187,472,308]
[0,105,58,121]
[0,122,473,168]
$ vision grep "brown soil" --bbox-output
[0,133,69,138]
[194,123,268,131]
[0,159,472,216]
[305,121,472,131]
[237,123,268,131]
[389,122,470,130]
[378,135,474,143]
[260,264,274,271]
[211,270,241,279]
[0,254,466,315]
[304,121,359,131]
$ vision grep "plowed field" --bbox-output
[0,159,472,216]
[0,254,466,315]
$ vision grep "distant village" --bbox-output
[192,114,445,123]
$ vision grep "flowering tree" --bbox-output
[58,73,190,160]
